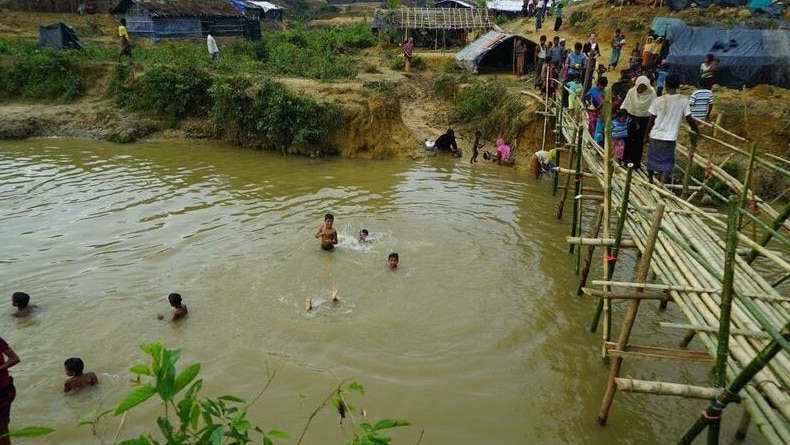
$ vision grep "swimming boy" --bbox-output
[388,253,399,270]
[63,357,98,393]
[358,229,369,243]
[161,293,188,321]
[11,292,38,317]
[315,213,338,251]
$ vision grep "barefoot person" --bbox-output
[0,337,20,445]
[305,285,340,312]
[402,37,414,72]
[118,18,132,61]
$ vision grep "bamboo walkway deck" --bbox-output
[549,98,790,444]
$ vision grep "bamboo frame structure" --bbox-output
[543,90,790,444]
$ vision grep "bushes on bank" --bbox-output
[452,77,526,137]
[0,46,83,101]
[209,77,342,152]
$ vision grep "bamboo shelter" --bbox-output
[371,7,494,49]
[537,80,790,444]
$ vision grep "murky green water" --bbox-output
[1,139,760,444]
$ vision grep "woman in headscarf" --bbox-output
[620,75,656,168]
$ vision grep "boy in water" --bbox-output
[305,285,340,311]
[11,292,38,317]
[63,357,98,393]
[388,253,399,270]
[315,213,338,251]
[358,229,369,243]
[470,130,484,164]
[157,293,188,321]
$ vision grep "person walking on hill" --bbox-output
[403,37,415,72]
[608,28,625,71]
[553,3,563,31]
[645,75,700,184]
[118,18,132,61]
[207,30,220,65]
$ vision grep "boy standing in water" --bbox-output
[388,253,399,270]
[11,292,39,317]
[63,357,98,393]
[470,130,484,164]
[315,213,338,251]
[157,293,188,321]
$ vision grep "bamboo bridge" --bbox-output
[535,87,790,444]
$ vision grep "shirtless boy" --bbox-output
[63,357,98,393]
[11,292,38,317]
[315,213,338,251]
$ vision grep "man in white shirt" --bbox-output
[644,74,700,184]
[207,30,219,64]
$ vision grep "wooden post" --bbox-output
[678,321,790,444]
[598,203,665,425]
[556,125,577,220]
[734,411,751,440]
[707,197,739,445]
[577,204,604,295]
[552,148,562,196]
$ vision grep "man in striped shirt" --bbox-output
[689,87,713,121]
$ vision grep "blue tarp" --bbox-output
[651,17,685,36]
[666,25,790,88]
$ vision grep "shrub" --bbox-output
[0,48,83,101]
[432,73,458,100]
[132,65,212,124]
[209,77,342,152]
[452,78,526,137]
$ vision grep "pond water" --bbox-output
[0,139,760,445]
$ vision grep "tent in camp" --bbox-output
[665,25,790,88]
[230,0,284,21]
[38,22,83,50]
[668,0,746,10]
[455,30,536,74]
[486,0,523,13]
[111,0,259,40]
[371,8,494,49]
[651,17,685,36]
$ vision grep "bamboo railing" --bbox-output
[544,85,790,444]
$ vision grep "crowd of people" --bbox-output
[531,26,715,183]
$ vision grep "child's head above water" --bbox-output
[388,252,399,269]
[12,292,30,308]
[64,357,85,376]
[168,293,183,308]
[359,229,369,241]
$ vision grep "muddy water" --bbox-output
[1,139,759,445]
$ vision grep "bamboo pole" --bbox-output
[737,142,758,230]
[680,141,696,199]
[577,205,603,296]
[568,114,585,254]
[677,322,790,445]
[708,197,740,445]
[582,288,663,299]
[591,164,634,333]
[659,322,771,339]
[566,237,636,247]
[615,378,734,401]
[597,203,665,425]
[555,128,577,220]
[746,202,790,264]
[735,411,751,441]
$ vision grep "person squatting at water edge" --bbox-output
[530,149,557,179]
[432,129,463,157]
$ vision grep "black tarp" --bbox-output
[38,22,83,50]
[665,25,790,88]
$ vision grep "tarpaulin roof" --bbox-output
[665,25,790,88]
[651,17,685,36]
[455,30,533,73]
[38,22,83,50]
[111,0,245,17]
[668,0,745,10]
[435,0,476,8]
[247,0,282,11]
[486,0,522,11]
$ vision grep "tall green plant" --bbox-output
[0,47,83,101]
[452,78,526,137]
[132,66,212,125]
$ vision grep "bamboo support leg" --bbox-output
[678,322,790,445]
[680,329,697,349]
[577,205,604,295]
[598,204,665,425]
[734,410,751,440]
